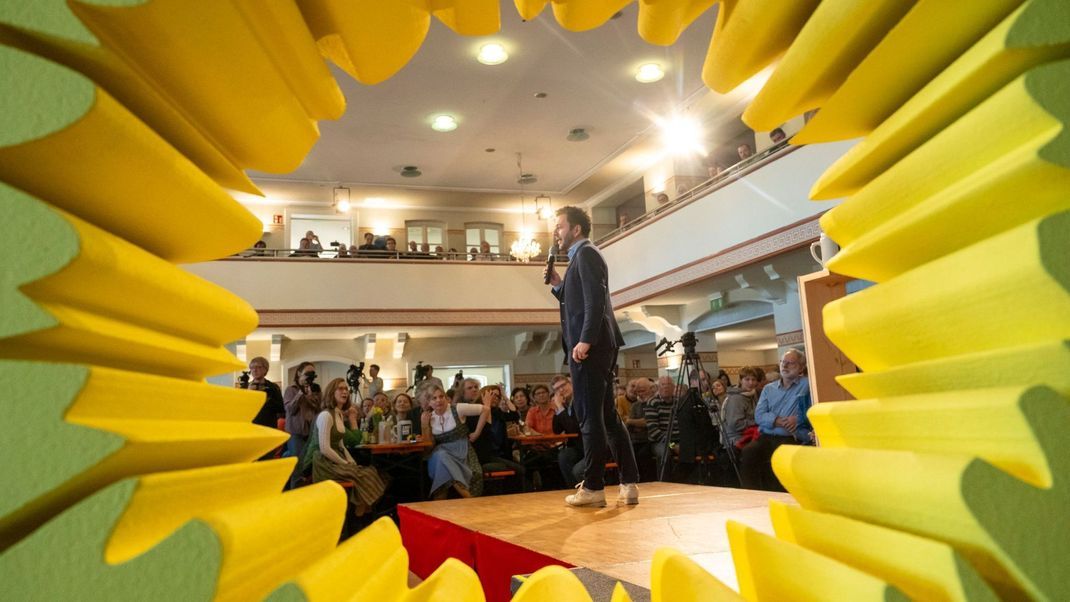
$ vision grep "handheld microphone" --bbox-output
[544,243,559,285]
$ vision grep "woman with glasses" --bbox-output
[303,378,386,515]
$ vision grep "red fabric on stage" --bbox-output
[399,505,573,602]
[474,532,573,602]
[398,505,477,579]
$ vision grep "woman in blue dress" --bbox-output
[420,384,488,499]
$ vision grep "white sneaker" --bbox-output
[618,483,639,505]
[565,482,606,507]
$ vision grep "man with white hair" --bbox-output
[739,348,809,491]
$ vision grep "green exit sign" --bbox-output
[710,297,724,312]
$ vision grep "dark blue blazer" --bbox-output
[552,240,625,358]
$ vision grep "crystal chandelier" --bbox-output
[510,153,542,262]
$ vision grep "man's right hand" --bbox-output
[544,266,561,287]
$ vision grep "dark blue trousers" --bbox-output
[569,348,639,490]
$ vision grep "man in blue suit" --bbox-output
[545,206,640,507]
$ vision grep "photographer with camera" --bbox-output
[284,361,321,488]
[244,357,285,458]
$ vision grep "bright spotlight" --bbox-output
[659,114,706,156]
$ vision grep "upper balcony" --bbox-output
[185,140,854,327]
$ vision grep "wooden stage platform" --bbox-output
[399,483,794,600]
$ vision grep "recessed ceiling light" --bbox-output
[477,43,508,65]
[533,92,548,99]
[485,148,496,153]
[430,114,457,132]
[567,128,589,142]
[400,166,422,177]
[635,63,665,83]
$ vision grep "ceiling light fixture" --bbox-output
[510,153,542,263]
[635,63,664,83]
[400,165,422,177]
[659,114,707,156]
[566,128,589,142]
[534,194,554,220]
[477,43,508,65]
[333,186,351,212]
[430,114,457,132]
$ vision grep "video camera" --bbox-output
[414,361,431,382]
[453,369,464,386]
[238,371,250,389]
[346,362,365,391]
[303,370,317,387]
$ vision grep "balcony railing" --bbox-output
[231,249,565,263]
[598,139,799,245]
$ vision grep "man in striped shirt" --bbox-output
[644,376,680,480]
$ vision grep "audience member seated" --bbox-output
[384,237,398,257]
[794,388,815,445]
[716,370,732,390]
[644,376,680,480]
[372,392,391,418]
[770,127,786,143]
[422,385,488,499]
[360,396,375,419]
[468,247,479,261]
[392,393,417,440]
[251,240,268,256]
[284,362,320,487]
[302,230,323,256]
[407,240,419,254]
[453,377,481,405]
[509,387,532,422]
[550,375,584,487]
[468,385,525,492]
[626,378,655,480]
[335,245,349,258]
[720,366,759,449]
[525,384,555,435]
[709,378,727,412]
[302,378,386,515]
[616,379,639,421]
[477,240,494,261]
[740,349,809,491]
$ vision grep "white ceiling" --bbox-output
[248,3,728,205]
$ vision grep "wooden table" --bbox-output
[509,433,578,490]
[353,440,432,499]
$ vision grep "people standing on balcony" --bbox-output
[303,378,386,515]
[384,237,398,257]
[737,143,754,161]
[304,230,323,256]
[335,245,349,258]
[739,349,809,491]
[468,247,478,261]
[284,361,320,487]
[356,232,375,257]
[422,385,488,499]
[408,240,418,254]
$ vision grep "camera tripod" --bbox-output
[656,332,742,485]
